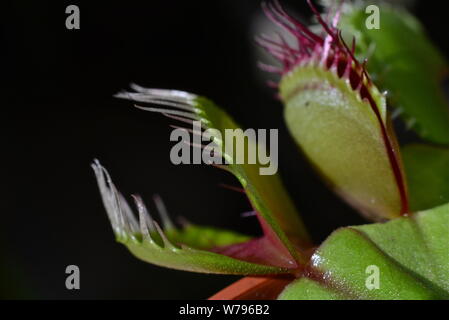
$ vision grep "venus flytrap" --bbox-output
[96,84,312,274]
[263,0,408,220]
[93,0,449,299]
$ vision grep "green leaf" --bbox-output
[115,85,311,265]
[280,64,407,221]
[402,144,449,211]
[340,3,449,144]
[92,160,288,275]
[278,202,449,299]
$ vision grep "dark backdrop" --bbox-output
[3,0,447,299]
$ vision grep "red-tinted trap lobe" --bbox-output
[260,1,409,217]
[212,212,299,269]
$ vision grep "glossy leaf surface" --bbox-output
[279,202,449,299]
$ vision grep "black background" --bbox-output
[3,0,447,299]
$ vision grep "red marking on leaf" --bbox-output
[212,212,299,270]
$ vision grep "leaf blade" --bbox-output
[279,202,449,299]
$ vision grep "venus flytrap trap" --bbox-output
[94,85,312,274]
[263,0,408,220]
[93,0,449,299]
